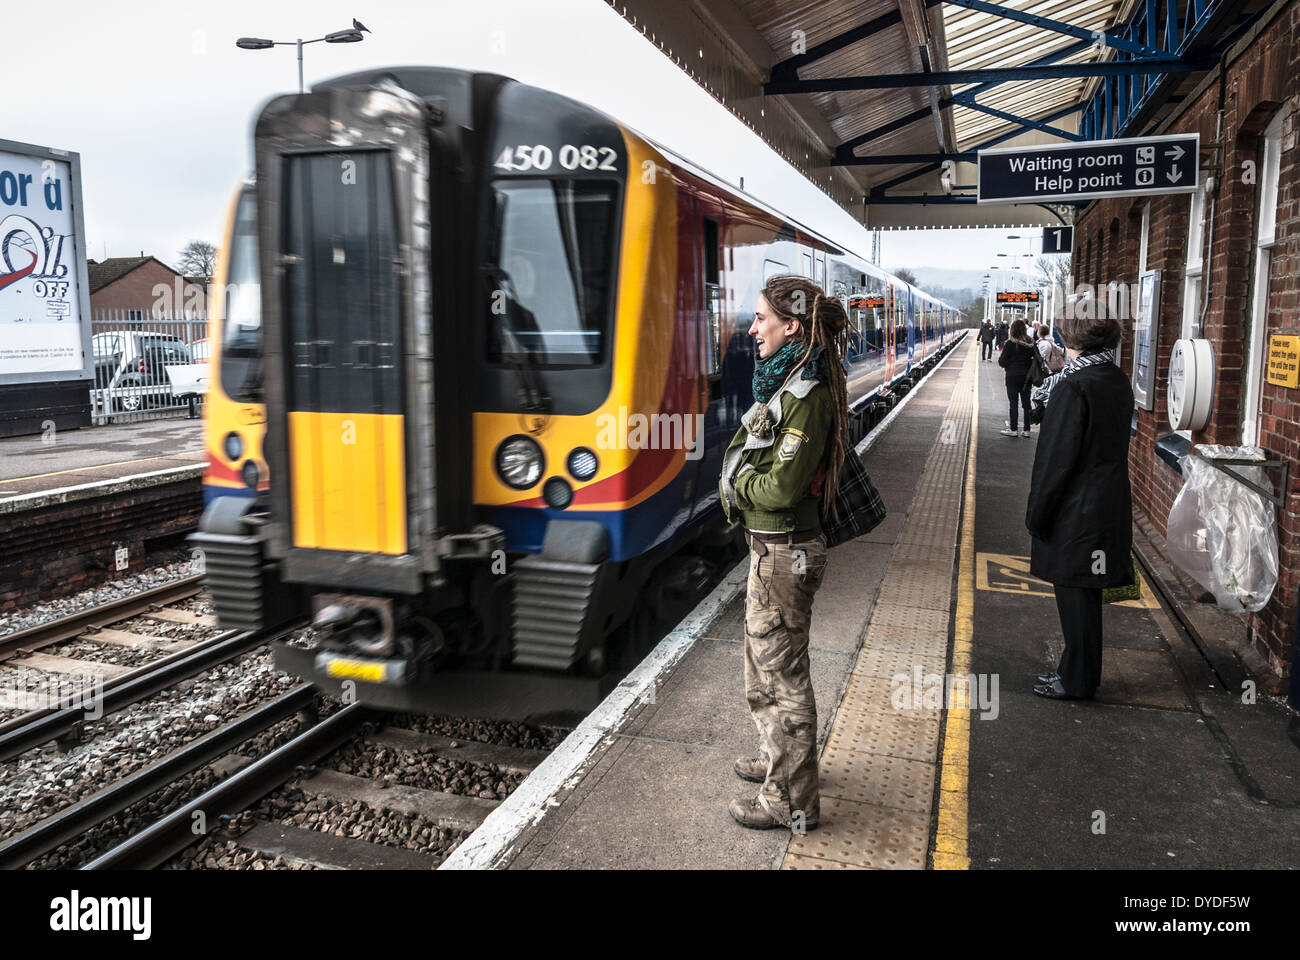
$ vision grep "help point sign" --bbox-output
[0,140,90,379]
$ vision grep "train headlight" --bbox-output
[241,459,261,489]
[566,447,599,481]
[496,435,544,489]
[543,477,573,510]
[224,431,244,461]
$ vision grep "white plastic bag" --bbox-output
[1165,445,1278,613]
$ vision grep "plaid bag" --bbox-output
[821,451,886,548]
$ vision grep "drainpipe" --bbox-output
[1196,71,1226,341]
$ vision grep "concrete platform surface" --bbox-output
[0,418,204,497]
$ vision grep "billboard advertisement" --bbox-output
[0,140,92,383]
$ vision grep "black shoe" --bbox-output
[1035,672,1060,685]
[1032,678,1090,700]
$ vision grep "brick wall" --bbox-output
[1074,0,1300,689]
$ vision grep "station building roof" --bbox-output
[607,0,1269,229]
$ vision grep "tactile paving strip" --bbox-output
[782,343,976,870]
[818,746,937,811]
[786,797,929,869]
[825,709,940,763]
[852,644,947,680]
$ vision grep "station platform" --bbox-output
[445,335,1300,870]
[0,419,204,501]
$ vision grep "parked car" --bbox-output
[92,332,195,411]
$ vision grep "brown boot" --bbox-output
[728,796,783,829]
[733,756,766,783]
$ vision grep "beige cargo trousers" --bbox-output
[743,533,829,826]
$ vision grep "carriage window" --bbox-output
[487,179,617,366]
[801,252,812,278]
[763,259,790,282]
[702,217,722,379]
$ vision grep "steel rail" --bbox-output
[0,628,238,742]
[0,574,204,660]
[0,686,317,869]
[0,624,304,762]
[83,703,369,870]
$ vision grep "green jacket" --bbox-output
[719,376,833,532]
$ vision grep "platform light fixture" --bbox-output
[236,24,367,94]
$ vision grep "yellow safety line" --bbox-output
[932,351,977,870]
[0,449,205,485]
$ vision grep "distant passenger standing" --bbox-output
[998,319,1036,437]
[1037,325,1065,373]
[978,320,995,361]
[995,320,1009,349]
[719,274,850,832]
[1025,311,1133,699]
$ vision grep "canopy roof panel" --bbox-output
[606,0,1263,227]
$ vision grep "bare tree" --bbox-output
[177,240,218,281]
[1034,254,1072,290]
[893,267,918,286]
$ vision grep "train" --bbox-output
[192,66,967,719]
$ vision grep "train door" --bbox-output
[883,282,896,387]
[906,291,916,370]
[693,209,725,510]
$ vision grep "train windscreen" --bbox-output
[486,179,617,367]
[219,188,262,402]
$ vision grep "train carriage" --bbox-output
[192,66,962,718]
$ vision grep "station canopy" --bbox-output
[608,0,1270,229]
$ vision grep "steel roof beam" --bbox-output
[830,38,1093,162]
[941,0,1163,57]
[865,102,1082,192]
[766,58,1207,95]
[952,96,1084,141]
[767,1,944,82]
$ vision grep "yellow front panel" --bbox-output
[288,411,407,554]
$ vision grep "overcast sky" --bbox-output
[2,0,1045,286]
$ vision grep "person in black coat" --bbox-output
[1024,311,1134,700]
[977,321,995,361]
[994,320,1009,348]
[997,318,1036,437]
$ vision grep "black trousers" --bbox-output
[1053,586,1103,696]
[1005,378,1032,430]
[981,339,993,360]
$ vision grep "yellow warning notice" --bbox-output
[975,552,1157,609]
[1266,335,1300,388]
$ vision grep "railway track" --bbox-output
[1,698,554,870]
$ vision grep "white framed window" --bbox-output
[1138,201,1151,275]
[800,251,813,278]
[1242,110,1284,448]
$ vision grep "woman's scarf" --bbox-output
[1032,348,1115,408]
[752,340,826,404]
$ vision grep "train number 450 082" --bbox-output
[494,143,618,173]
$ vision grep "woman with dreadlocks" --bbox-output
[718,273,850,832]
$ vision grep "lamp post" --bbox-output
[236,27,366,94]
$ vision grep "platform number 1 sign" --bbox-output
[1042,225,1073,254]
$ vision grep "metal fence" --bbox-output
[90,311,210,425]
